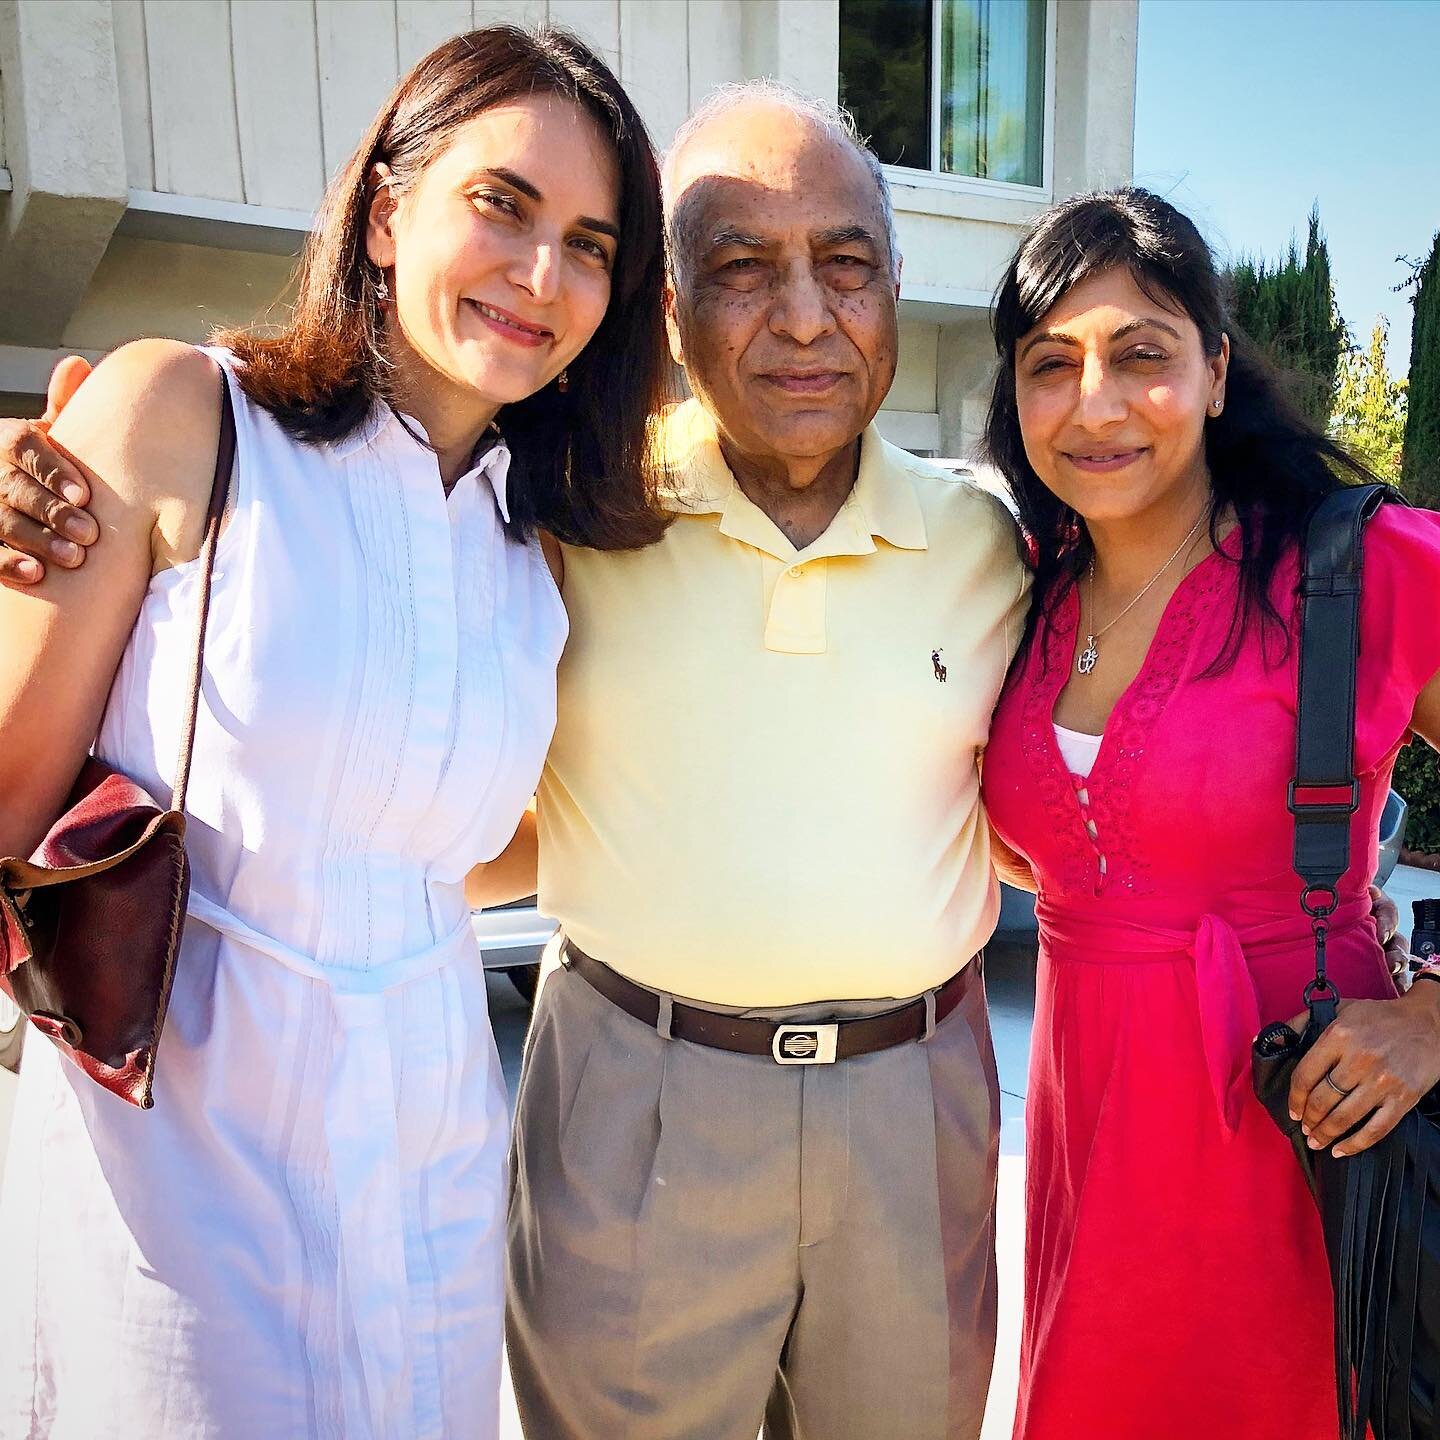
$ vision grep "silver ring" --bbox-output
[1323,1071,1355,1098]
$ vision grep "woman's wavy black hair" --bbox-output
[982,186,1375,669]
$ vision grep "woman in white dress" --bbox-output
[0,26,668,1440]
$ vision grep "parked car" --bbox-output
[1378,789,1409,887]
[473,895,554,1004]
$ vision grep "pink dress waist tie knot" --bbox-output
[1033,895,1374,1136]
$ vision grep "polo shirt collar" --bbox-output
[851,424,928,552]
[656,399,928,562]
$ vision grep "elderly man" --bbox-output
[0,85,1027,1440]
[506,86,1027,1439]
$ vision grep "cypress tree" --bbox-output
[1394,229,1440,857]
[1226,207,1345,426]
[1401,230,1440,508]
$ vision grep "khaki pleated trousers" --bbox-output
[506,954,1001,1440]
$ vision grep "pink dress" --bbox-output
[983,505,1440,1439]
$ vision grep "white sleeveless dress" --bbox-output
[0,350,568,1439]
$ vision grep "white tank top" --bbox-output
[1054,721,1103,778]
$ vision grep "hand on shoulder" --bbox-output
[46,339,224,574]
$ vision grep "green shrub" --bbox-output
[1394,737,1440,855]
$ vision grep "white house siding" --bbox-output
[107,0,829,205]
[0,0,1137,453]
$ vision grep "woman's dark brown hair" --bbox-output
[220,25,670,550]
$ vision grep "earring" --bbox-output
[556,368,570,394]
[1212,399,1222,414]
[374,272,390,303]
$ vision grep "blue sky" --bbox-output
[1133,0,1440,378]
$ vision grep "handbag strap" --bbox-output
[1291,481,1401,1006]
[170,370,237,815]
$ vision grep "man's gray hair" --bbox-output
[662,80,900,281]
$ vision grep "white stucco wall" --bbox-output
[890,321,939,414]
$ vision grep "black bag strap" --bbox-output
[1291,482,1403,1008]
[171,368,236,815]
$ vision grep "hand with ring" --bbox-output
[1287,982,1440,1158]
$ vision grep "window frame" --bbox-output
[890,0,1059,202]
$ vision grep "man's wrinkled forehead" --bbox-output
[665,110,885,268]
[666,102,832,191]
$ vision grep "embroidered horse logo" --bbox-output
[932,649,947,683]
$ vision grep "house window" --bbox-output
[839,0,1048,188]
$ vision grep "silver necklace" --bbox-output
[1077,510,1209,675]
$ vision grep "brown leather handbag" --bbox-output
[0,378,235,1108]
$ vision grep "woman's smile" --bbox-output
[463,297,555,348]
[1061,447,1148,474]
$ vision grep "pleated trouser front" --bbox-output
[507,957,1000,1440]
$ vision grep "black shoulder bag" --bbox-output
[1252,482,1440,1440]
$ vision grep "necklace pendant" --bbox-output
[1077,637,1099,675]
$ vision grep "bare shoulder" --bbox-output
[47,340,223,566]
[538,530,566,589]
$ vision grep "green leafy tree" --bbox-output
[1331,318,1407,482]
[1401,230,1440,508]
[1227,206,1346,426]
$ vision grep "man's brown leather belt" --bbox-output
[561,940,978,1065]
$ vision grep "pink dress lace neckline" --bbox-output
[1019,542,1237,897]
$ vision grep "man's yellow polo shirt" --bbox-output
[536,399,1030,1006]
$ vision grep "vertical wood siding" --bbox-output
[396,0,473,68]
[686,1,746,110]
[114,0,758,212]
[110,0,154,189]
[620,0,689,150]
[316,1,399,178]
[146,0,246,201]
[233,0,326,209]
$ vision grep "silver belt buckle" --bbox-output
[771,1022,839,1065]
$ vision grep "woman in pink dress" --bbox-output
[980,188,1440,1438]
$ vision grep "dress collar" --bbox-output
[333,404,511,522]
